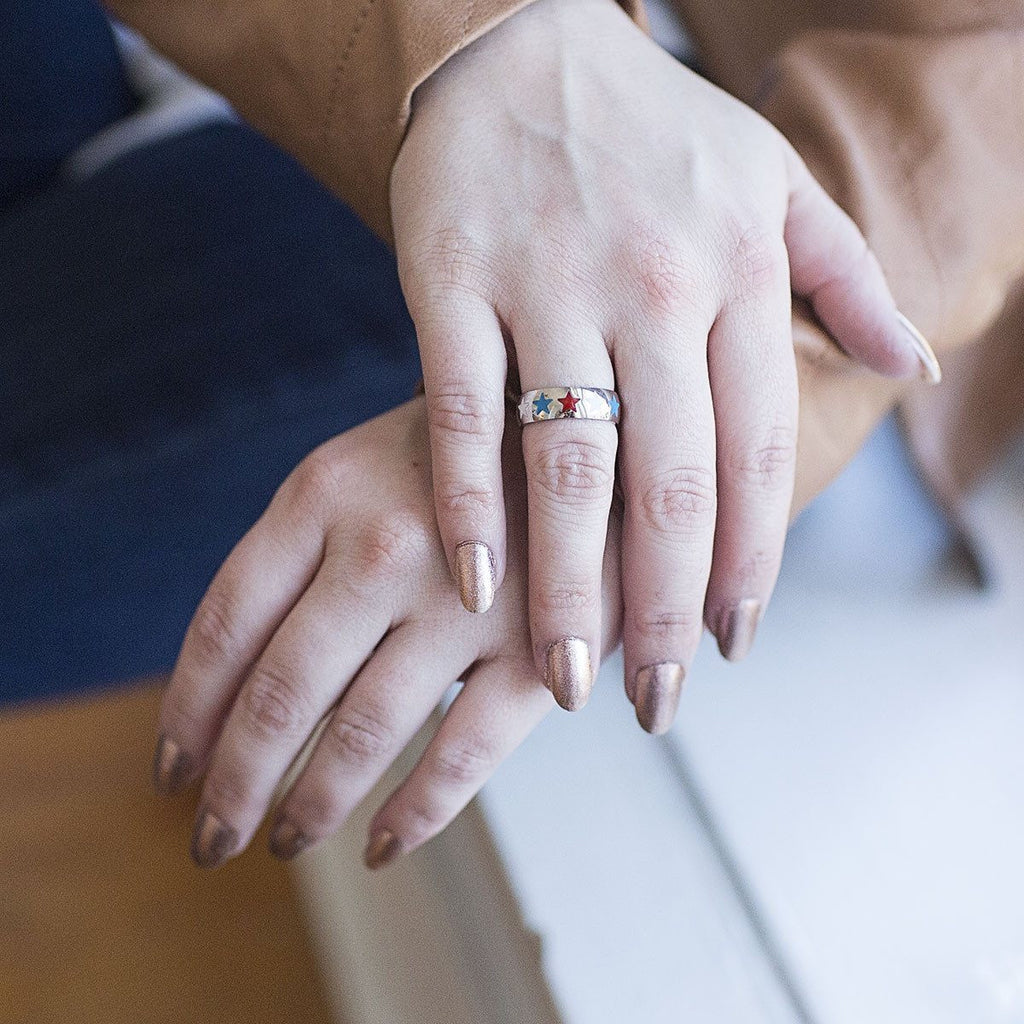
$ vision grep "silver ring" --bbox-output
[518,387,620,426]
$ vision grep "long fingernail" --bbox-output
[634,663,685,735]
[363,828,403,870]
[896,312,942,384]
[545,637,593,712]
[268,818,311,861]
[454,541,496,613]
[716,599,763,662]
[152,734,190,796]
[190,810,238,869]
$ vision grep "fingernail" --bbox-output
[268,818,311,861]
[454,541,496,613]
[363,828,403,870]
[896,311,942,384]
[633,663,685,735]
[190,810,238,869]
[152,734,190,796]
[716,599,763,662]
[545,637,594,712]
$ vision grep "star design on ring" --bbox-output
[532,392,553,417]
[608,394,620,418]
[559,390,580,415]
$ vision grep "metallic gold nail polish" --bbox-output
[717,599,763,663]
[545,637,593,712]
[454,541,496,613]
[896,311,942,384]
[633,663,685,735]
[152,734,190,796]
[268,819,311,861]
[363,828,403,870]
[190,810,238,869]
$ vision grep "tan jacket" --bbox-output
[106,0,1024,539]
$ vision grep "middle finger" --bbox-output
[516,317,617,712]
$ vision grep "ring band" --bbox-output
[518,387,621,426]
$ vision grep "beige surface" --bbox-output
[0,681,334,1024]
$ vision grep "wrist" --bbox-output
[413,0,629,105]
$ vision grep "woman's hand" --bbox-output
[152,398,623,869]
[391,0,938,713]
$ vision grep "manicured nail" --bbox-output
[152,734,190,796]
[633,663,685,735]
[363,828,403,870]
[454,541,496,613]
[716,599,763,662]
[268,818,311,861]
[896,311,942,384]
[190,810,238,869]
[545,637,593,712]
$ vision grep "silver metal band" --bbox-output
[518,387,621,426]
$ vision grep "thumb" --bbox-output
[783,145,941,384]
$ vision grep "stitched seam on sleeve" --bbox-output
[321,0,377,151]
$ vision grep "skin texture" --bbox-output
[155,398,622,869]
[148,0,952,870]
[154,349,923,869]
[390,0,930,707]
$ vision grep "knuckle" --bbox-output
[622,223,703,319]
[726,427,796,492]
[426,388,502,443]
[725,224,785,294]
[637,466,717,536]
[323,704,394,766]
[530,438,615,508]
[435,484,499,521]
[188,588,244,666]
[241,665,311,742]
[630,607,703,644]
[532,579,598,617]
[428,736,495,787]
[529,222,598,297]
[350,514,428,579]
[409,226,496,299]
[283,449,343,517]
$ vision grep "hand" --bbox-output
[152,398,623,868]
[390,0,938,722]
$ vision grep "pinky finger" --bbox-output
[362,660,555,869]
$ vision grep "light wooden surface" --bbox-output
[0,682,334,1024]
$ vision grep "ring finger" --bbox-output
[617,305,719,735]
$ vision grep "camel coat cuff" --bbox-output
[105,0,647,243]
[752,25,1024,528]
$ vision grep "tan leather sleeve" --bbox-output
[105,0,646,242]
[751,21,1024,511]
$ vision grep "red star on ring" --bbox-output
[559,390,579,415]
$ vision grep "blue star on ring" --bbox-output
[608,393,621,419]
[532,392,554,417]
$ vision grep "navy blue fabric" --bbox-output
[1,0,136,210]
[0,123,420,705]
